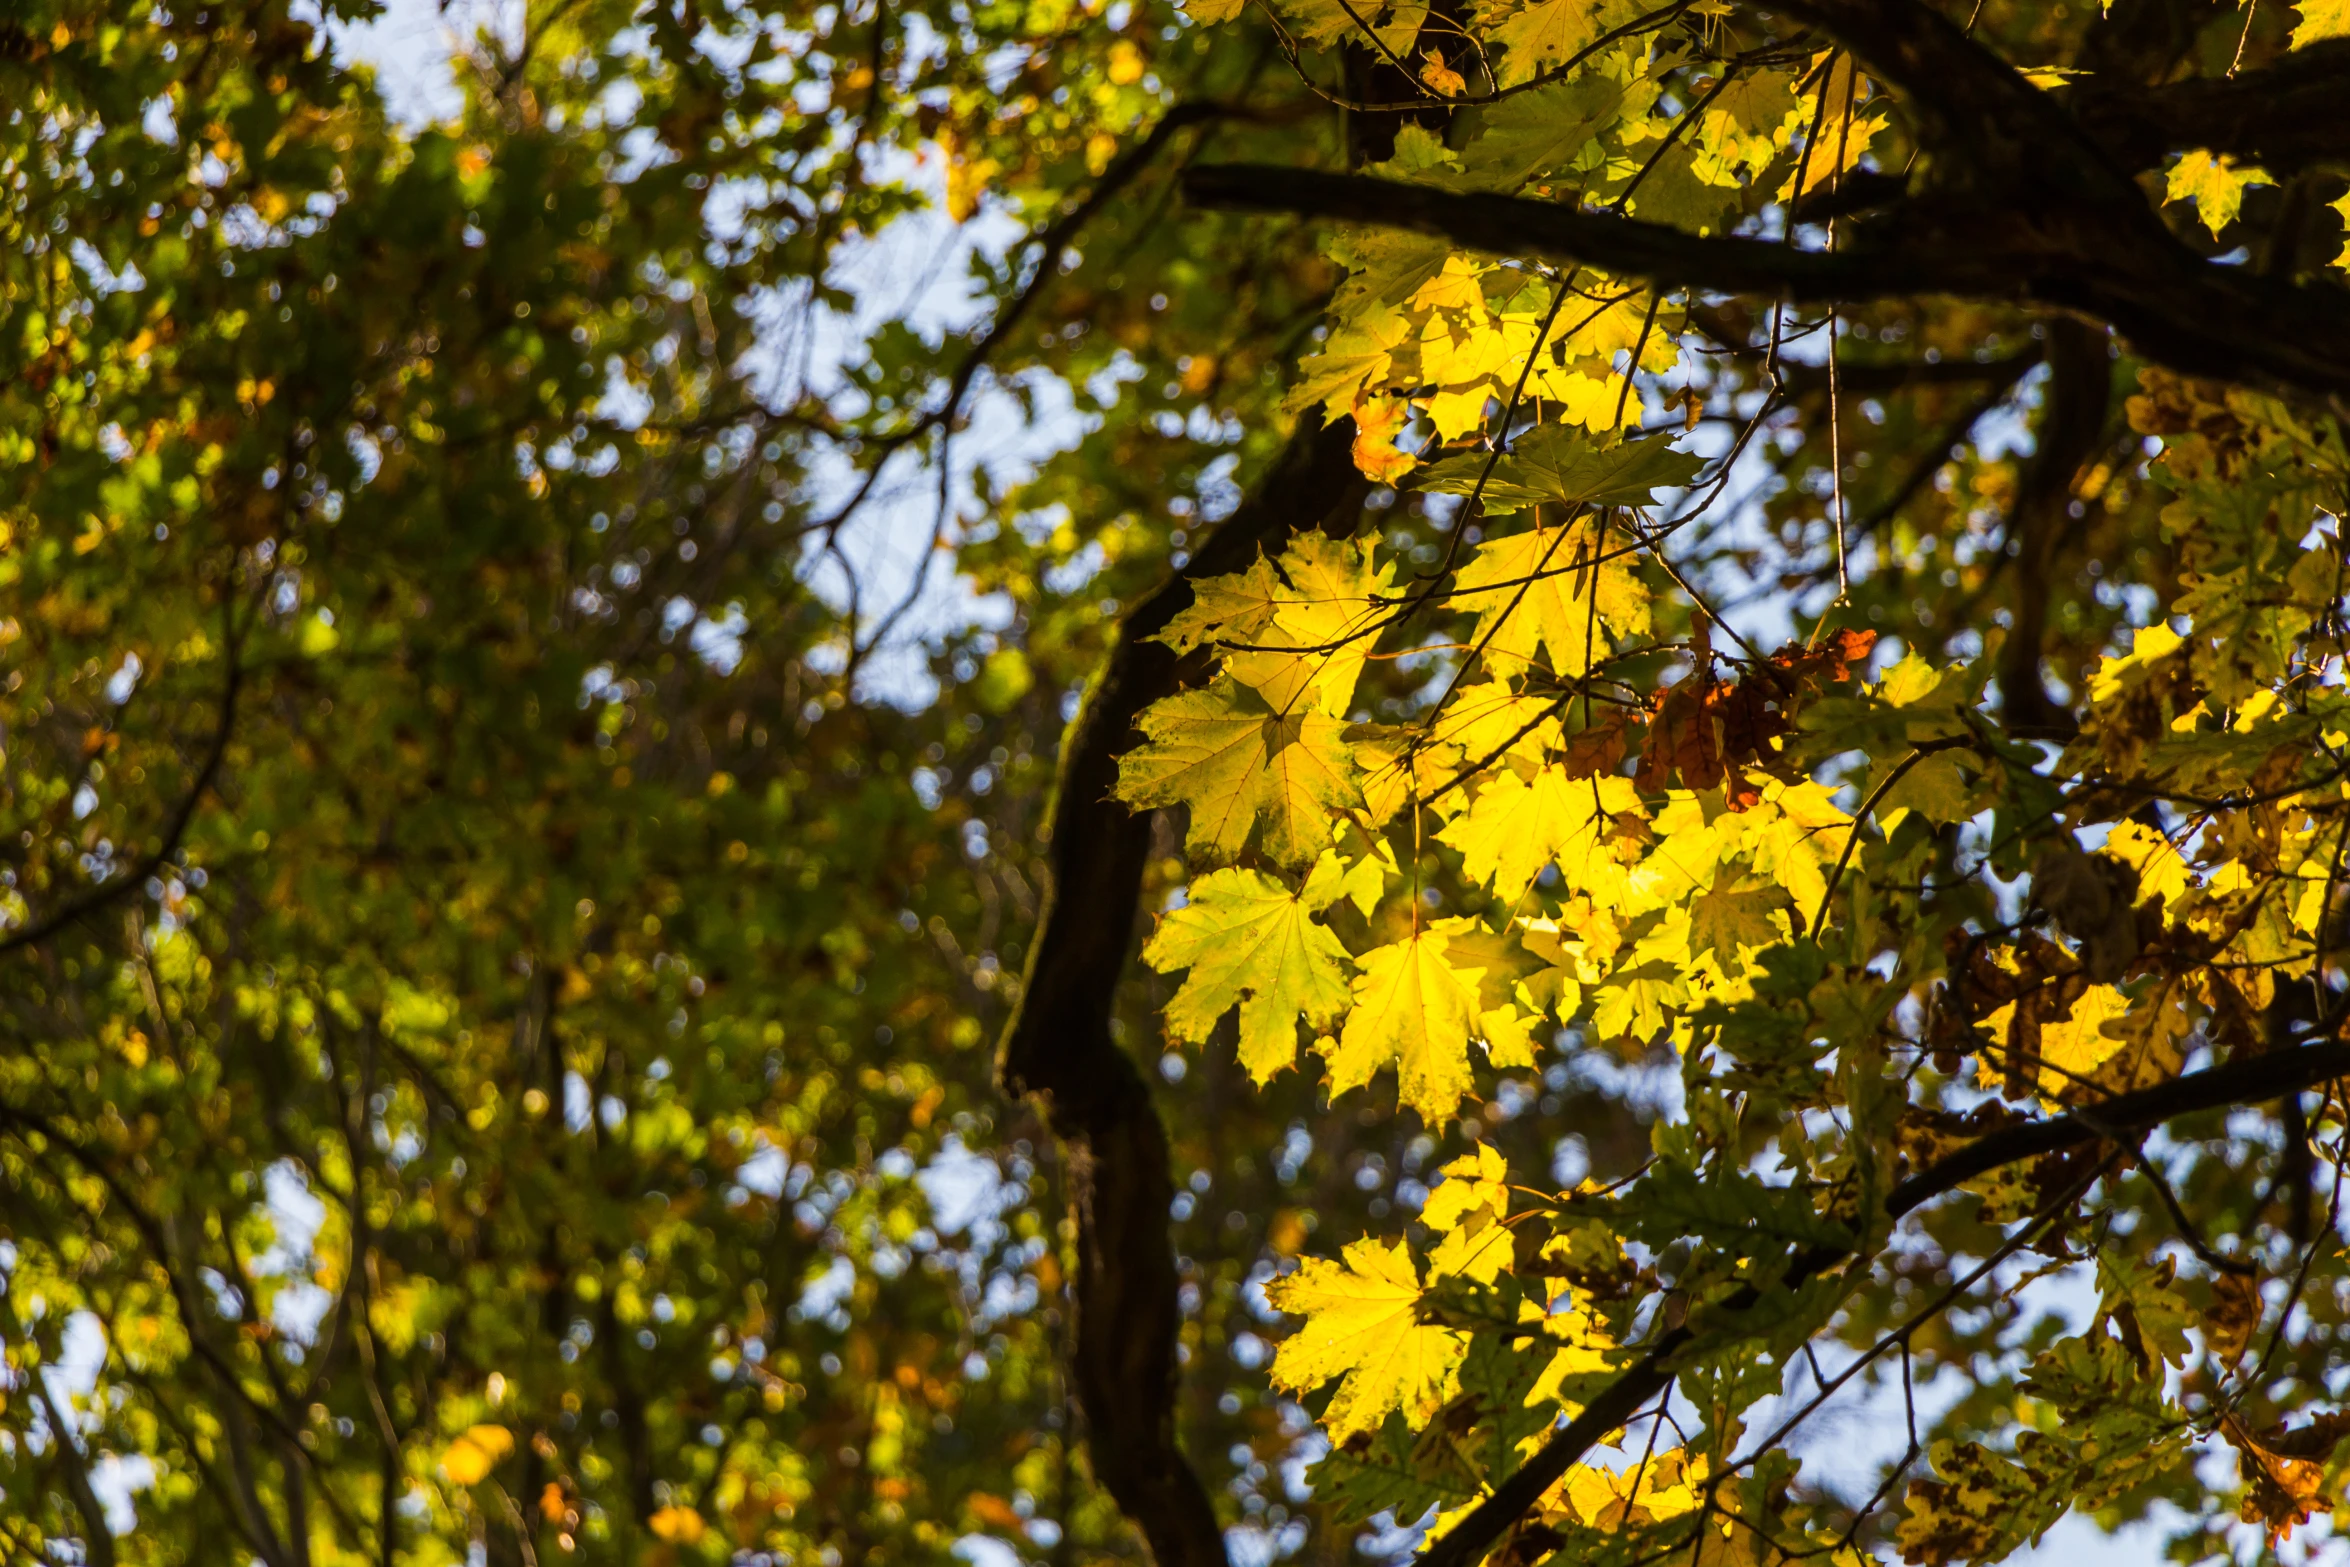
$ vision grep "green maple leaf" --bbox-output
[1684,867,1788,964]
[1456,76,1628,188]
[1414,426,1704,514]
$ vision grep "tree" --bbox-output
[5,0,2350,1565]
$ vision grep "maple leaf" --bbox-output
[2165,149,2274,238]
[1736,779,1852,914]
[1142,855,1356,1082]
[1982,981,2132,1101]
[1419,53,1467,96]
[2291,0,2350,46]
[1456,76,1630,187]
[1436,764,1597,902]
[1447,517,1649,679]
[1415,427,1704,514]
[1433,679,1569,760]
[1116,680,1363,869]
[1351,394,1418,483]
[1470,0,1632,89]
[1264,1236,1466,1440]
[1683,866,1788,965]
[1347,723,1466,827]
[1160,552,1283,657]
[1163,535,1394,717]
[1328,923,1487,1121]
[1423,1142,1513,1281]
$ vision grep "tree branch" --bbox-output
[2067,38,2350,177]
[998,416,1369,1567]
[1180,165,2350,400]
[0,650,240,958]
[1415,1037,2350,1567]
[1888,1038,2350,1217]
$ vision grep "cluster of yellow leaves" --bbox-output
[1291,252,1673,481]
[1265,1146,1617,1437]
[1128,436,1746,1118]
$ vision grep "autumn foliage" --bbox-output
[9,2,2350,1567]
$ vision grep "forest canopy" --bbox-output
[6,2,2350,1566]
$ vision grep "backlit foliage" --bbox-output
[6,0,2350,1565]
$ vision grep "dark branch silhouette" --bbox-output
[997,417,1369,1567]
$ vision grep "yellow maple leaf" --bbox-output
[1161,540,1394,718]
[1235,534,1395,717]
[1160,552,1284,658]
[1544,773,1647,909]
[2331,191,2350,271]
[1420,53,1467,96]
[1351,394,1418,483]
[1983,983,2132,1099]
[1431,680,1566,760]
[1264,1236,1465,1438]
[1142,856,1356,1082]
[2099,820,2189,909]
[1347,724,1465,828]
[1437,764,1591,901]
[1422,1143,1514,1282]
[440,1424,514,1486]
[1788,57,1884,199]
[1116,681,1363,868]
[1328,922,1487,1121]
[1447,517,1649,679]
[1420,314,1514,387]
[1552,1448,1715,1531]
[1733,779,1852,915]
[1478,0,1609,88]
[2165,149,2274,238]
[1286,305,1408,417]
[2292,0,2350,46]
[1418,382,1498,441]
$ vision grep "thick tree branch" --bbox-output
[1767,0,2137,201]
[2067,39,2350,176]
[1181,166,2350,400]
[1888,1038,2350,1217]
[998,417,1368,1567]
[1997,316,2112,737]
[1416,1038,2350,1567]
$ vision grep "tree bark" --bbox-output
[997,417,1369,1567]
